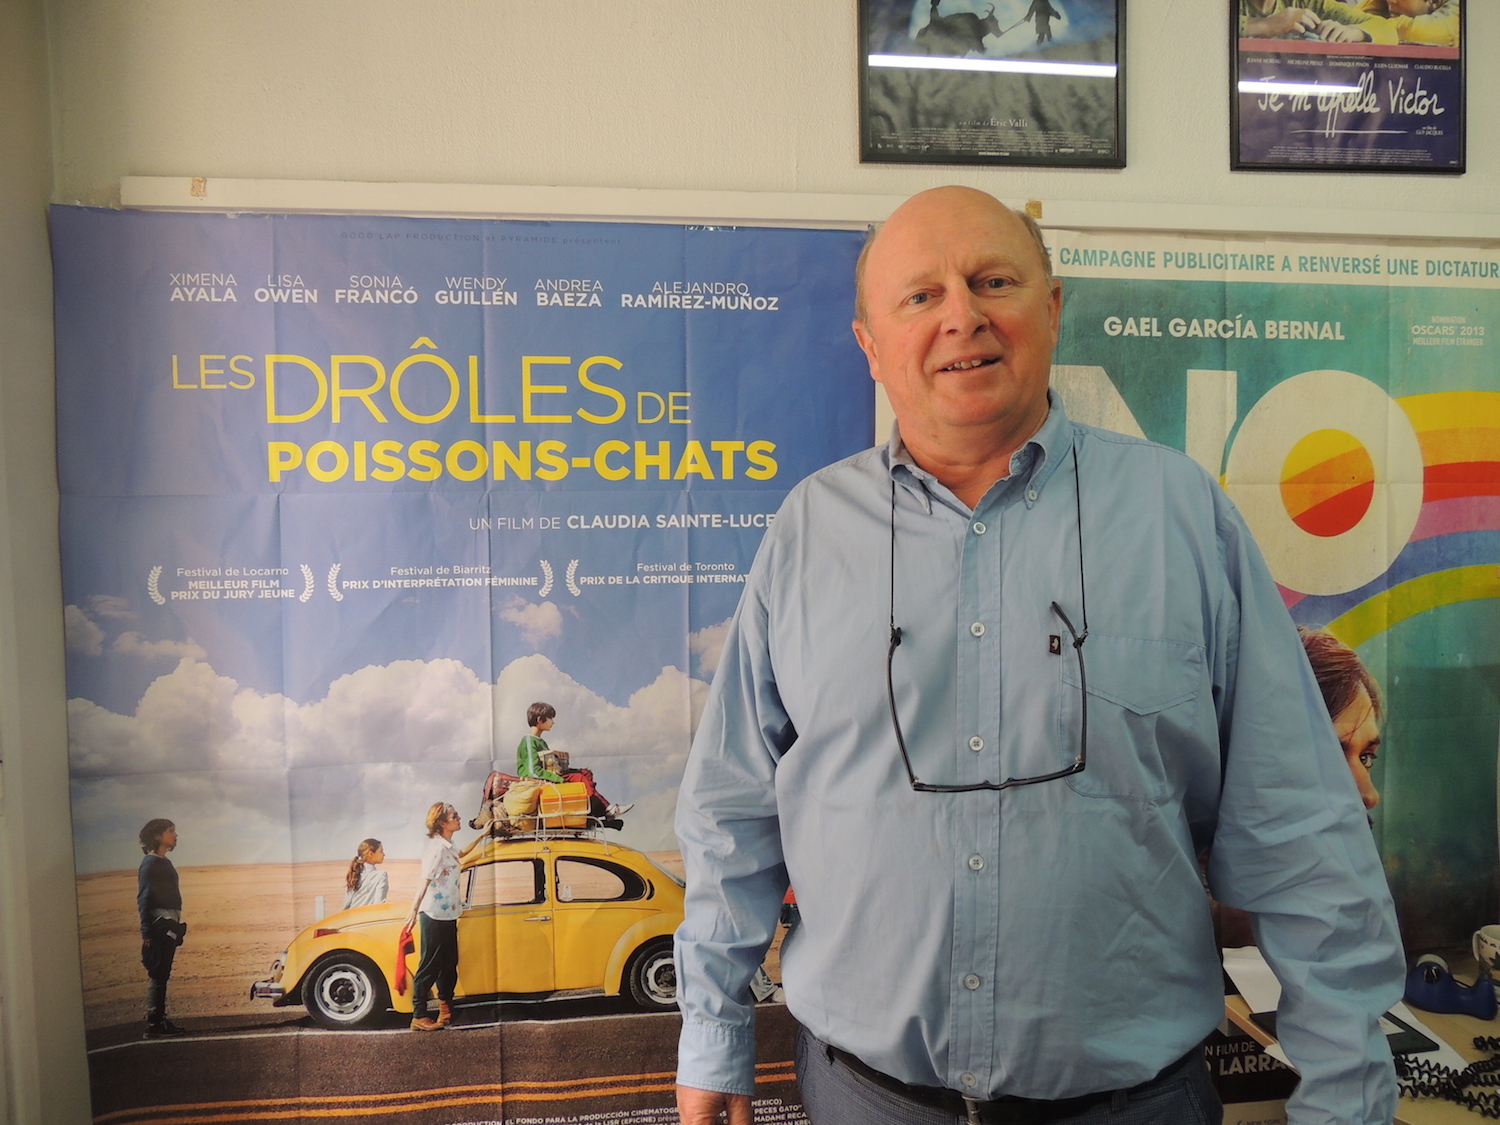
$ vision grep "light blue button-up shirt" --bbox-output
[675,394,1404,1125]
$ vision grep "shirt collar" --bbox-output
[885,389,1074,512]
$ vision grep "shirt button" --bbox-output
[970,622,985,637]
[964,974,981,990]
[962,1073,978,1087]
[1027,488,1038,501]
[968,855,984,870]
[972,521,986,535]
[969,735,984,752]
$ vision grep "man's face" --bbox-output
[1332,685,1381,810]
[853,188,1061,446]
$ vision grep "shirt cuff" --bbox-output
[677,1016,758,1096]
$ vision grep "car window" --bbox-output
[466,859,545,907]
[555,858,648,903]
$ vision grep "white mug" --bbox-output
[1472,925,1500,975]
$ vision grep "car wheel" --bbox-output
[302,953,389,1029]
[627,938,678,1012]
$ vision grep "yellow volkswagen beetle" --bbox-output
[252,835,684,1028]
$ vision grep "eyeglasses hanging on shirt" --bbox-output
[886,441,1090,793]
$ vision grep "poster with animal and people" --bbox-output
[55,207,1499,1124]
[858,0,1125,166]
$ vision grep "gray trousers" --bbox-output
[795,1026,1221,1125]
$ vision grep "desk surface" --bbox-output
[1394,1006,1498,1125]
[1226,990,1500,1125]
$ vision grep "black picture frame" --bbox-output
[1230,0,1465,173]
[858,0,1126,168]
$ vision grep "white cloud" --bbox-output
[68,657,286,776]
[290,658,492,767]
[64,604,105,656]
[66,601,205,664]
[492,653,706,800]
[497,597,563,646]
[288,761,482,865]
[613,785,683,853]
[70,770,294,873]
[689,617,732,678]
[111,631,208,661]
[88,594,136,620]
[67,653,706,867]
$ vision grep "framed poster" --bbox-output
[1231,0,1464,173]
[53,205,872,1124]
[858,0,1125,167]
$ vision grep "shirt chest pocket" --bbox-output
[1057,632,1205,803]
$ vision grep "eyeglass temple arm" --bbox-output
[1051,601,1087,768]
[886,625,921,785]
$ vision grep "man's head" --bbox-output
[852,187,1060,452]
[854,199,1053,321]
[1299,627,1383,810]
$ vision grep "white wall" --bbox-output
[0,0,90,1122]
[5,1,1497,1122]
[48,1,1499,218]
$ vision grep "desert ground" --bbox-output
[76,851,711,1031]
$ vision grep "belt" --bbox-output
[824,1042,1203,1125]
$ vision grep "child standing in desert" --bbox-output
[137,818,188,1038]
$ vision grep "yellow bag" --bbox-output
[502,778,543,830]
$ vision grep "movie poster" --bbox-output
[54,206,870,1124]
[1050,232,1500,954]
[56,208,1500,1124]
[859,0,1124,166]
[1232,0,1463,172]
[1051,231,1498,1120]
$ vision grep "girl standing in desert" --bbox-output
[343,838,389,909]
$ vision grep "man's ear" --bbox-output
[852,319,881,382]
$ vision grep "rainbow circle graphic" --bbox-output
[1277,390,1500,645]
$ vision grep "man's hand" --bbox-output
[1246,7,1319,35]
[677,1085,753,1124]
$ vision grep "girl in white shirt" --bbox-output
[343,838,389,910]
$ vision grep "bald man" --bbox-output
[674,187,1403,1125]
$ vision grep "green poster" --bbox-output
[1049,231,1500,949]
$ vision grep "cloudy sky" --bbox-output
[66,605,726,870]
